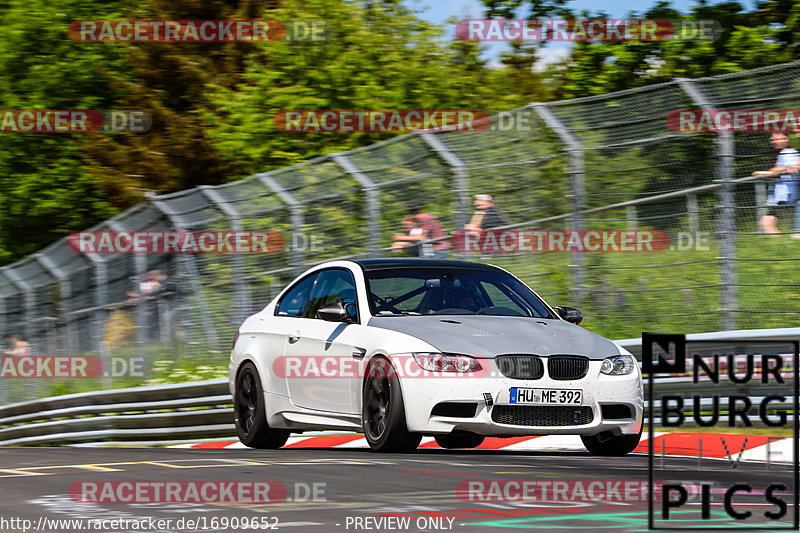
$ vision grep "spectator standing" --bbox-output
[756,132,800,235]
[790,120,800,238]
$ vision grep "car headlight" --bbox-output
[600,354,635,375]
[412,352,482,373]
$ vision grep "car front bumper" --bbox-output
[395,357,643,437]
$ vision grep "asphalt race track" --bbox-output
[0,447,795,533]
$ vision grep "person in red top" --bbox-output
[412,207,450,259]
[391,215,422,255]
[392,205,450,258]
[4,334,31,356]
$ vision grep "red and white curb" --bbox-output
[172,432,793,463]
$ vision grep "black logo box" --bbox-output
[643,332,800,530]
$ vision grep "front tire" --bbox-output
[234,362,290,449]
[581,429,641,456]
[362,357,421,452]
[434,433,485,449]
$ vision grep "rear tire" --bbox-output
[435,433,485,449]
[362,357,421,452]
[581,429,641,456]
[234,362,290,449]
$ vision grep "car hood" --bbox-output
[367,315,619,359]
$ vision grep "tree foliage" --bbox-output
[3,0,800,263]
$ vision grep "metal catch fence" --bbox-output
[3,61,800,402]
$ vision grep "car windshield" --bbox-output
[365,267,555,318]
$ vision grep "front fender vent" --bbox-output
[431,402,479,418]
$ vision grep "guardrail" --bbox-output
[0,328,797,446]
[0,379,231,446]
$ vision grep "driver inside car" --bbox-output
[444,287,481,312]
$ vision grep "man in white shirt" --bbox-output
[755,133,799,234]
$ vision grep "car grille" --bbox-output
[491,405,594,426]
[547,355,589,380]
[496,355,544,379]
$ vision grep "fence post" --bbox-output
[0,281,6,404]
[106,220,148,363]
[2,266,40,397]
[35,253,76,356]
[76,253,111,389]
[677,78,737,330]
[687,193,699,234]
[258,174,305,275]
[533,103,586,303]
[332,154,381,256]
[717,131,738,330]
[755,182,767,229]
[95,262,111,388]
[419,132,470,245]
[147,195,219,349]
[626,206,638,231]
[1,268,35,354]
[200,186,252,322]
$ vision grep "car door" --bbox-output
[283,268,360,414]
[268,272,319,397]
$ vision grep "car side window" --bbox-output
[275,274,317,317]
[305,269,358,319]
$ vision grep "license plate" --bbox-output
[509,387,582,405]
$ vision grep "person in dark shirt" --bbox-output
[465,194,507,231]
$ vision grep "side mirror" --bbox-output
[317,302,357,323]
[555,306,583,325]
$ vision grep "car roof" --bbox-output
[352,258,503,272]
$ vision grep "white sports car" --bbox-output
[229,259,643,454]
